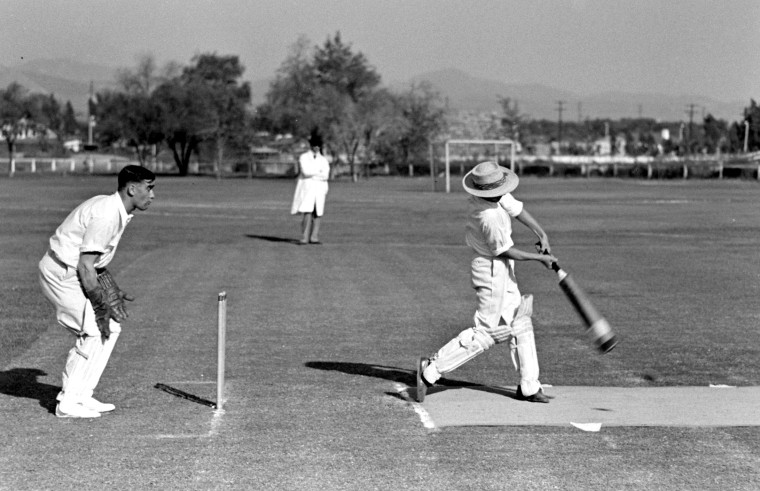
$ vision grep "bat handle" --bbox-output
[536,242,559,271]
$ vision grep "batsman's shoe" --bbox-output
[516,385,551,404]
[82,397,116,413]
[416,357,433,403]
[55,401,102,418]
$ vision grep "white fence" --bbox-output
[514,153,760,180]
[0,157,135,176]
[5,152,760,180]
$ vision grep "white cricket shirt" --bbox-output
[465,193,524,257]
[48,192,132,269]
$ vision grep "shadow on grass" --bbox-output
[245,234,301,244]
[154,383,217,408]
[0,368,59,413]
[306,361,523,402]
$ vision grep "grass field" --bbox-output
[1,174,759,490]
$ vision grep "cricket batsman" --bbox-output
[38,165,155,418]
[417,161,556,403]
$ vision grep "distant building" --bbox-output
[63,139,82,152]
[594,138,611,156]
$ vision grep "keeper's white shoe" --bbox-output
[55,401,102,419]
[81,397,116,413]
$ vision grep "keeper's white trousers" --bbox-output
[424,255,542,395]
[38,251,121,404]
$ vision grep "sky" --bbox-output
[3,0,759,103]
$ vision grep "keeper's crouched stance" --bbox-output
[417,161,556,403]
[38,165,155,418]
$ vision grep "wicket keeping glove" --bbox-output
[84,285,112,339]
[97,269,134,324]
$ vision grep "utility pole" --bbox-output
[685,103,696,153]
[577,101,582,123]
[744,121,750,153]
[87,81,95,146]
[556,100,565,152]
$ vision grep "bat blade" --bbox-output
[552,263,618,354]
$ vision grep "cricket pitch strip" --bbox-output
[407,385,760,430]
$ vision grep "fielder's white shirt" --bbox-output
[48,192,132,269]
[465,194,524,257]
[298,151,330,181]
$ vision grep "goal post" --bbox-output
[439,139,516,193]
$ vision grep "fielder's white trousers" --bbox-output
[38,251,121,404]
[424,255,542,395]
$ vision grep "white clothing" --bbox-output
[465,193,523,257]
[425,193,543,395]
[291,151,330,216]
[49,193,132,268]
[39,192,131,405]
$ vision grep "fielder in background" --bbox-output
[38,165,156,418]
[291,130,330,245]
[417,161,557,403]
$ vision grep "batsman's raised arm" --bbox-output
[514,209,551,254]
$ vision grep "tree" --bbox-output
[0,83,31,171]
[312,33,382,181]
[93,90,164,165]
[742,99,760,152]
[312,32,380,104]
[93,54,182,165]
[702,114,729,154]
[62,101,79,137]
[25,92,61,152]
[260,33,385,181]
[355,88,403,175]
[260,35,320,136]
[497,96,527,143]
[152,79,212,176]
[180,53,252,177]
[392,82,448,174]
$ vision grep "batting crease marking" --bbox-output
[148,381,228,439]
[394,382,437,430]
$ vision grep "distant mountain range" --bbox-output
[0,59,747,123]
[402,68,747,122]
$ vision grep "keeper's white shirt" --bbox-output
[48,192,132,269]
[465,194,524,257]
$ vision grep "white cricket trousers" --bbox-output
[424,255,542,395]
[38,251,121,404]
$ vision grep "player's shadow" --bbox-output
[0,368,60,414]
[305,361,509,400]
[245,234,302,244]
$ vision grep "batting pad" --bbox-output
[416,386,760,428]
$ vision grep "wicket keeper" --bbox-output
[417,161,556,403]
[38,165,155,418]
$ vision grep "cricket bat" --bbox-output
[551,262,618,354]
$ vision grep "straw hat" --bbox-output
[462,161,519,197]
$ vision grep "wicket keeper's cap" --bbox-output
[462,161,519,197]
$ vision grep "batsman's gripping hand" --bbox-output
[535,242,557,269]
[97,269,134,324]
[535,239,551,255]
[85,286,112,339]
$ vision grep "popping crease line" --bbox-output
[150,408,224,440]
[394,382,437,431]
